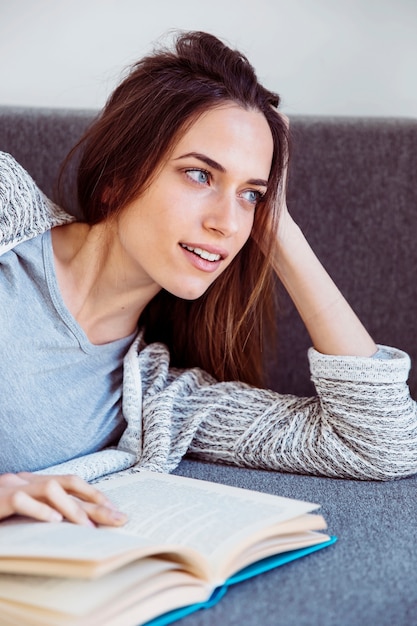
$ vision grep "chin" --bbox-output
[168,281,213,301]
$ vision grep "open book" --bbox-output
[0,471,336,626]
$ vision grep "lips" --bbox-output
[180,243,226,262]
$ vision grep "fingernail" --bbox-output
[50,512,63,522]
[111,510,127,522]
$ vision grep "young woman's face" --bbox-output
[115,104,274,300]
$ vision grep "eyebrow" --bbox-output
[175,152,269,188]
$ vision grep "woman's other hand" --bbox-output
[0,472,127,526]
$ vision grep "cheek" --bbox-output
[240,213,256,245]
[225,216,255,266]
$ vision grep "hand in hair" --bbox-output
[0,472,127,526]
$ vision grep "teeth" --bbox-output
[181,244,221,262]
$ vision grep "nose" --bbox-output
[203,193,240,238]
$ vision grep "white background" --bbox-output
[0,0,416,117]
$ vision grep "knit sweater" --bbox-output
[1,151,417,482]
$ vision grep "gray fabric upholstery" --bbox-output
[1,106,416,625]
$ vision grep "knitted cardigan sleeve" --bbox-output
[0,151,73,254]
[136,340,417,481]
[187,347,417,480]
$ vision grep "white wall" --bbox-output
[0,0,416,117]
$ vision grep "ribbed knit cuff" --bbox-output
[308,344,411,383]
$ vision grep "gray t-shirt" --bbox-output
[0,230,135,472]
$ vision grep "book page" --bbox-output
[0,471,324,582]
[99,472,321,577]
[0,558,171,615]
[0,519,152,561]
[0,558,209,626]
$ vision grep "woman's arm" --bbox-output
[130,342,417,480]
[0,472,127,526]
[272,198,377,357]
[0,151,73,255]
[185,350,417,480]
[266,113,375,357]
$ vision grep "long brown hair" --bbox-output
[60,31,289,386]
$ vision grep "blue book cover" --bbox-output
[145,536,337,626]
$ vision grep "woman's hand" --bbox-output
[0,472,127,526]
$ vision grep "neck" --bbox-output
[51,222,160,344]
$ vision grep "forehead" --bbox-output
[171,105,274,178]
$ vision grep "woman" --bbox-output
[1,31,416,526]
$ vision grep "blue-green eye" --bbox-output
[186,169,210,184]
[242,189,265,205]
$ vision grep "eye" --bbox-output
[240,189,265,205]
[185,168,211,184]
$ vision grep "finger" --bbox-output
[18,473,116,509]
[6,490,63,523]
[79,501,128,527]
[16,475,126,526]
[25,479,94,526]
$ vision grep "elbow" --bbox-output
[318,434,417,481]
[352,446,417,481]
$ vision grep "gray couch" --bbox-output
[1,106,416,626]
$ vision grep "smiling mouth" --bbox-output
[180,244,222,262]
